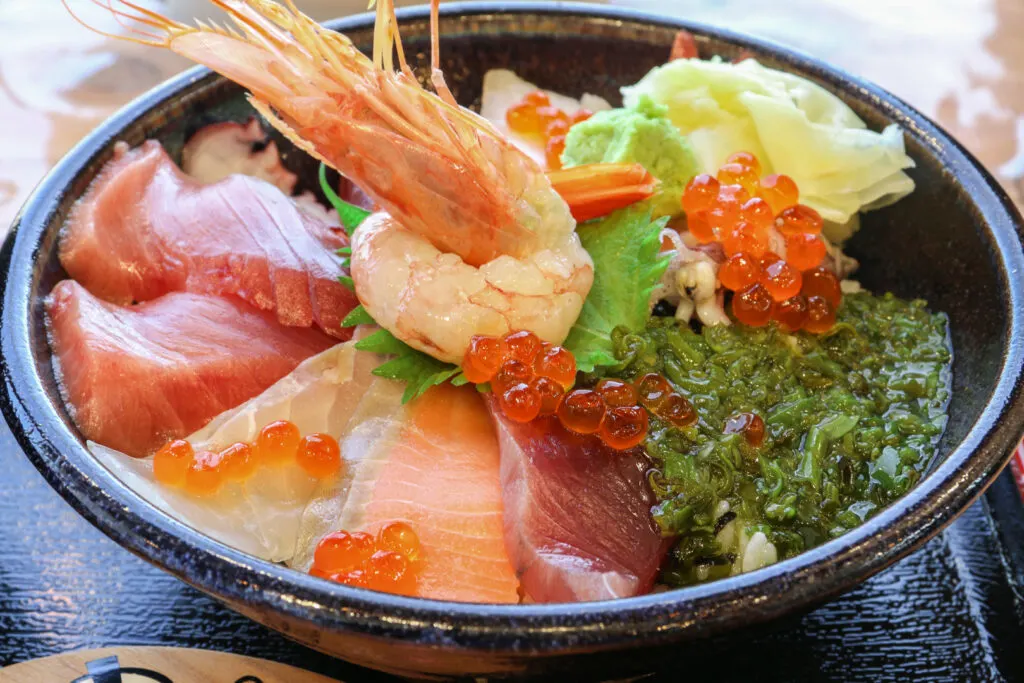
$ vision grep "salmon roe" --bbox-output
[505,90,592,170]
[185,450,222,497]
[505,330,543,363]
[681,152,839,332]
[463,334,699,449]
[600,406,649,450]
[687,210,716,244]
[217,442,255,482]
[717,163,759,196]
[659,393,698,427]
[462,336,507,384]
[762,258,803,302]
[532,376,564,416]
[635,373,673,410]
[785,232,827,271]
[804,295,837,334]
[314,530,376,574]
[255,419,301,465]
[724,412,766,447]
[377,521,422,562]
[311,523,422,594]
[727,151,762,175]
[777,204,824,236]
[758,174,799,214]
[683,174,720,215]
[366,550,415,593]
[723,222,768,258]
[154,419,339,497]
[773,295,809,332]
[732,283,774,327]
[557,389,606,435]
[719,253,762,292]
[493,358,534,395]
[533,345,577,388]
[801,266,842,307]
[741,197,774,231]
[595,378,638,408]
[500,382,542,423]
[154,439,193,488]
[296,433,342,479]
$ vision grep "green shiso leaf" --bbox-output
[318,163,371,235]
[353,320,465,404]
[341,304,375,327]
[563,205,671,372]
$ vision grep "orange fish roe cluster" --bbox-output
[506,90,592,170]
[683,152,840,332]
[464,329,576,421]
[310,521,421,595]
[465,332,699,450]
[153,420,342,497]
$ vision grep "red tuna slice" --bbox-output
[59,140,356,338]
[489,406,670,602]
[45,279,334,458]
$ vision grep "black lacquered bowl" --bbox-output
[3,3,1024,680]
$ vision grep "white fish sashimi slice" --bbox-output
[479,69,611,166]
[89,337,381,563]
[90,442,268,558]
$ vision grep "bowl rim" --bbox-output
[3,0,1024,653]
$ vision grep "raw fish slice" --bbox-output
[490,407,669,602]
[479,69,612,167]
[90,442,312,561]
[329,383,520,603]
[59,141,356,337]
[46,279,333,457]
[90,339,379,562]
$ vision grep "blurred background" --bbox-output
[1,0,1021,230]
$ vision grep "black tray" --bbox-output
[1,413,1022,682]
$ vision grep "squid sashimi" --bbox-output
[59,140,357,337]
[46,279,334,457]
[317,382,520,603]
[490,408,668,602]
[92,339,379,562]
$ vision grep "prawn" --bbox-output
[66,0,656,362]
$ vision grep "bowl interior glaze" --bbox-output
[3,3,1024,680]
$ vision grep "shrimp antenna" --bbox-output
[429,0,457,106]
[63,0,183,47]
[91,0,163,41]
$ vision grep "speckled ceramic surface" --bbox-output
[3,3,1024,680]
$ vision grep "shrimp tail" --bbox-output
[547,163,659,223]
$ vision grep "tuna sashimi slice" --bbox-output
[46,279,334,457]
[490,407,669,602]
[334,382,520,603]
[59,140,356,337]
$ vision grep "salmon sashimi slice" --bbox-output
[334,382,520,603]
[46,279,334,457]
[490,406,670,602]
[59,140,357,338]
